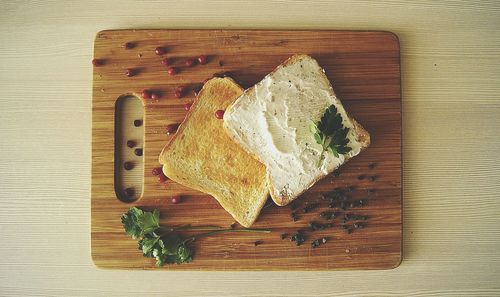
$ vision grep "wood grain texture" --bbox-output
[91,30,402,270]
[1,0,499,295]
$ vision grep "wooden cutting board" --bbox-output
[91,29,402,270]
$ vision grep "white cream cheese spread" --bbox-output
[224,55,364,203]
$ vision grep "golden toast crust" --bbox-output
[159,78,269,227]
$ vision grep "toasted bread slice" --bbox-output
[224,54,370,206]
[159,78,268,227]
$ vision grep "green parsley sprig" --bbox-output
[121,207,271,266]
[311,104,352,166]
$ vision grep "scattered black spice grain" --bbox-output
[357,174,366,180]
[369,176,378,182]
[311,237,329,248]
[302,202,320,213]
[290,232,305,246]
[309,221,333,231]
[346,199,365,208]
[218,60,224,66]
[134,148,143,156]
[354,222,365,229]
[341,224,353,234]
[333,170,341,177]
[254,240,263,246]
[133,119,142,127]
[348,186,356,192]
[291,212,299,222]
[369,163,376,169]
[320,211,336,220]
[309,222,320,231]
[332,187,344,196]
[280,233,288,240]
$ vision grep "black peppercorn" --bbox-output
[357,174,366,180]
[309,221,320,231]
[290,232,305,246]
[280,233,287,240]
[291,212,299,222]
[302,203,319,213]
[309,221,333,231]
[354,222,365,229]
[133,119,142,127]
[254,240,263,246]
[320,211,335,220]
[134,148,143,156]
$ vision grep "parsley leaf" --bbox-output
[312,104,352,166]
[137,208,160,234]
[121,207,145,239]
[121,207,270,266]
[138,234,161,257]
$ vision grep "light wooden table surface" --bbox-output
[1,1,499,296]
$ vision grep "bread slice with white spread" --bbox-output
[223,54,370,206]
